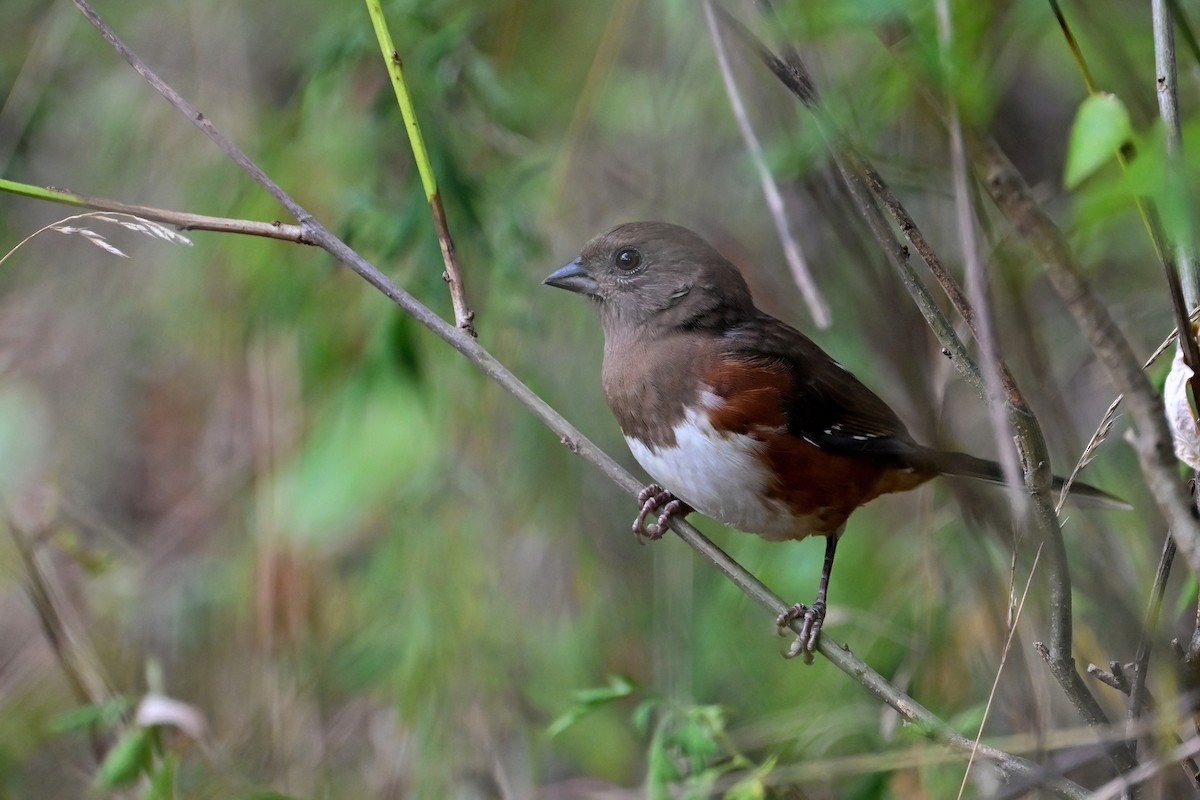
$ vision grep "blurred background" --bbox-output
[0,0,1192,796]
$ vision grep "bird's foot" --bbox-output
[776,600,827,664]
[632,484,691,544]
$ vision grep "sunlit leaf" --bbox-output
[1064,93,1133,189]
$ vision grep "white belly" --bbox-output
[625,406,800,539]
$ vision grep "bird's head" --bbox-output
[544,221,754,336]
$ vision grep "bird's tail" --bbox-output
[923,450,1131,510]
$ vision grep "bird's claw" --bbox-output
[776,600,827,664]
[632,484,690,544]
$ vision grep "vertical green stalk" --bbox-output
[363,0,476,335]
[364,0,437,202]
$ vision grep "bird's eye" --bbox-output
[614,247,641,271]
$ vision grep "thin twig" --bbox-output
[62,1,1086,792]
[1129,534,1173,722]
[717,1,1124,772]
[703,0,831,329]
[1088,662,1132,694]
[1048,0,1099,93]
[0,178,312,243]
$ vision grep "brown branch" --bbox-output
[0,180,314,243]
[428,192,476,336]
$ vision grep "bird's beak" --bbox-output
[543,258,599,296]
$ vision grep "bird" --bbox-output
[544,221,1125,662]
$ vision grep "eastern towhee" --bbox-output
[545,221,1123,661]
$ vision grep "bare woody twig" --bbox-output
[0,178,313,243]
[58,1,1089,794]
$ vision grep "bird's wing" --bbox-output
[719,313,922,459]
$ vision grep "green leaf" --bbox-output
[49,696,134,735]
[1064,92,1133,189]
[94,727,154,790]
[546,675,638,738]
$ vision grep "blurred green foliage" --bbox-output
[0,0,1198,797]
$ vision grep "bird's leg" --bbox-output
[776,533,839,664]
[632,484,692,544]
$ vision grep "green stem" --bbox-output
[363,0,438,202]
